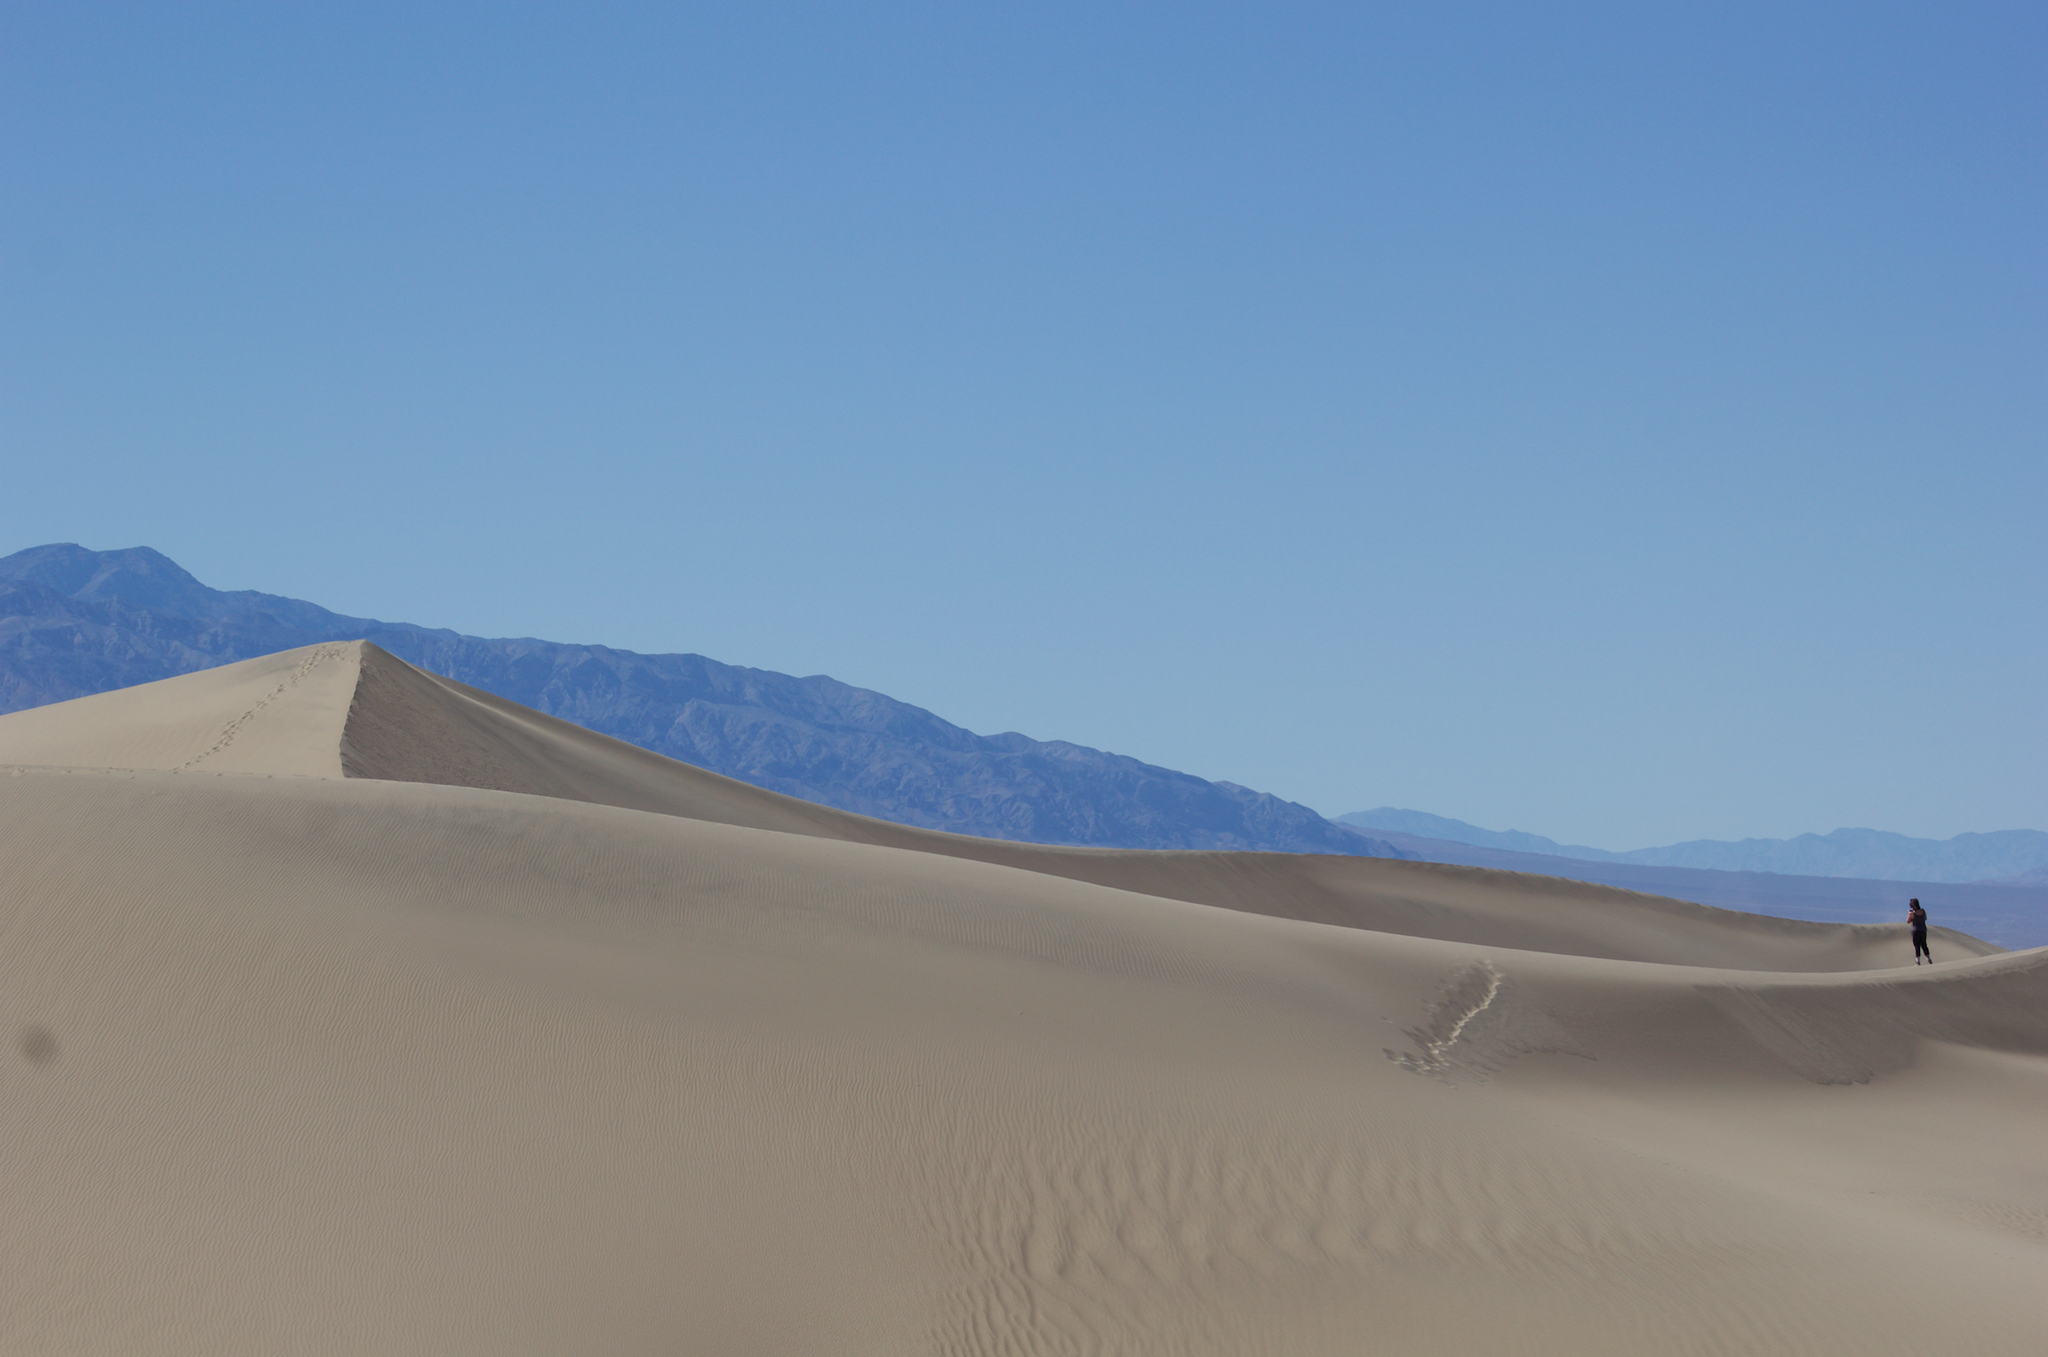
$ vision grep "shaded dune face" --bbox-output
[2,643,2043,1357]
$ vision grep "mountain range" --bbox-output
[0,543,1394,857]
[1337,809,2048,886]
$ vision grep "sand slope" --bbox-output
[10,641,1991,971]
[2,643,2043,1355]
[334,642,1998,970]
[0,641,358,776]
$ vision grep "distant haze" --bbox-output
[1338,809,2048,886]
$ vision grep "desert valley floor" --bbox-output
[2,642,2044,1355]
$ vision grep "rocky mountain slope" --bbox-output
[0,543,1398,856]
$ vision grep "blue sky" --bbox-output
[4,2,2043,848]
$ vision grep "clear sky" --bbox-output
[4,2,2043,848]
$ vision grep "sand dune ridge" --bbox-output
[1,641,2041,1355]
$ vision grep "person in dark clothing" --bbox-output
[1908,898,1932,964]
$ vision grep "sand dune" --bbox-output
[2,643,2042,1354]
[0,640,359,777]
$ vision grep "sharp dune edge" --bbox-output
[1,643,2041,1355]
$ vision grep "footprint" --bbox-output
[1385,961,1590,1082]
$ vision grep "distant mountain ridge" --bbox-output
[1334,808,1617,860]
[1336,824,2046,950]
[0,543,1398,857]
[1337,808,2048,886]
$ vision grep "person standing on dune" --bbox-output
[1908,898,1932,965]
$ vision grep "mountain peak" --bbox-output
[1,542,217,614]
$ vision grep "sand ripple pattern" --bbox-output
[906,1099,1833,1357]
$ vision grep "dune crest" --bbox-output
[0,640,359,776]
[0,640,2006,972]
[3,642,2043,1354]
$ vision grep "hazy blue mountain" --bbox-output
[1609,827,2048,883]
[1335,808,1620,861]
[1347,827,2046,951]
[1339,806,2048,885]
[1,543,1402,858]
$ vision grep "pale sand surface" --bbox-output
[0,641,358,778]
[2,642,2042,1354]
